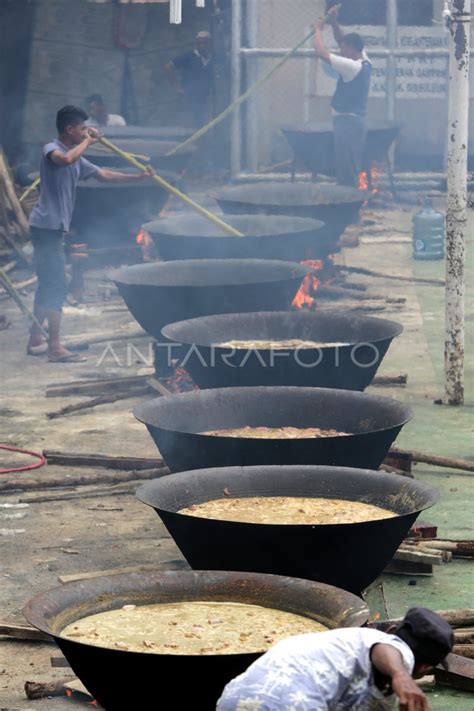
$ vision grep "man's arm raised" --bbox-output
[313,19,331,63]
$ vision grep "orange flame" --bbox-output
[136,228,151,246]
[292,259,323,309]
[359,163,382,193]
[358,171,369,191]
[136,228,155,262]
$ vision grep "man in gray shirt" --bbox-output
[27,105,152,363]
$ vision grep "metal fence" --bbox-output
[231,0,473,178]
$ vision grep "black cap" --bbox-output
[395,607,454,668]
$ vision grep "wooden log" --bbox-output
[415,675,435,689]
[46,373,151,398]
[58,559,188,584]
[383,450,413,473]
[20,477,159,504]
[379,464,413,479]
[63,328,148,351]
[0,622,52,643]
[420,540,474,558]
[403,543,452,563]
[46,388,148,419]
[316,284,406,304]
[24,678,74,700]
[147,377,173,397]
[341,264,445,286]
[383,559,433,576]
[0,150,29,238]
[0,466,167,494]
[44,450,162,471]
[393,546,445,566]
[389,447,474,473]
[452,646,474,660]
[0,275,36,295]
[371,374,408,386]
[434,654,474,692]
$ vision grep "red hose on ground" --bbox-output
[0,444,46,474]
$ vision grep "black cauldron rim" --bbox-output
[133,386,413,439]
[142,214,325,239]
[110,259,313,288]
[209,181,365,207]
[161,310,404,349]
[23,569,369,654]
[281,120,403,134]
[136,465,439,526]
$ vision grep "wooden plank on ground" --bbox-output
[0,622,52,643]
[434,653,474,692]
[58,559,188,584]
[43,451,162,470]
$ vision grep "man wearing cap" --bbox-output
[217,607,454,710]
[313,6,372,187]
[165,31,215,128]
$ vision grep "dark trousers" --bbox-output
[333,114,366,188]
[30,226,67,310]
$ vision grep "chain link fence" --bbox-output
[232,0,468,176]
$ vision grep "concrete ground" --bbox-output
[0,195,472,709]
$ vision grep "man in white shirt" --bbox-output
[217,607,454,710]
[314,7,372,187]
[85,94,126,128]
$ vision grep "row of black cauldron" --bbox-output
[24,160,437,710]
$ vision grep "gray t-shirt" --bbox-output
[29,139,99,232]
[217,628,414,710]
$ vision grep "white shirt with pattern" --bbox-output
[216,628,414,711]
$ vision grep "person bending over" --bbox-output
[217,607,453,710]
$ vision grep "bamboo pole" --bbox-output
[445,0,471,405]
[0,267,48,339]
[0,149,29,237]
[98,136,243,237]
[165,5,341,157]
[19,176,40,203]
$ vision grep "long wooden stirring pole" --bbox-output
[166,4,342,157]
[98,136,244,238]
[19,176,40,203]
[0,267,48,338]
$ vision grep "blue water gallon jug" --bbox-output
[412,198,445,260]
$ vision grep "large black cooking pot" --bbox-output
[136,466,439,594]
[282,121,402,177]
[161,311,403,391]
[133,386,412,472]
[211,182,364,248]
[144,214,327,261]
[71,169,176,248]
[102,125,192,141]
[86,139,196,174]
[111,260,312,339]
[23,570,368,709]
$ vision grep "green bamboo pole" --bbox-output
[98,136,244,237]
[19,177,40,203]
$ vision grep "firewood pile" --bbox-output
[0,148,29,257]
